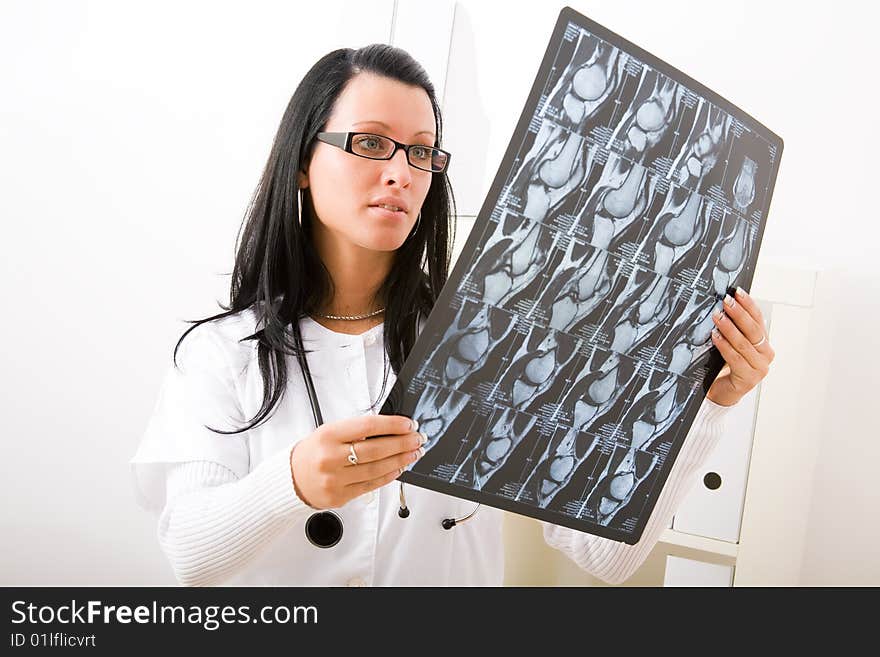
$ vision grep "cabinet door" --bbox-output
[664,556,733,587]
[671,302,772,543]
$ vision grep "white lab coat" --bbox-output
[132,308,506,585]
[131,307,727,586]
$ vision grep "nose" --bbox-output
[381,147,412,188]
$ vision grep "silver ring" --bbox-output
[347,443,359,466]
[751,335,766,348]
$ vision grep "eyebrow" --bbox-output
[352,120,435,138]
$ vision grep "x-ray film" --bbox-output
[380,6,783,544]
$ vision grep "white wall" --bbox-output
[1,0,876,585]
[797,269,880,585]
[0,0,396,585]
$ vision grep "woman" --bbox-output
[131,44,774,586]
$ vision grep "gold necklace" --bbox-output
[313,307,386,321]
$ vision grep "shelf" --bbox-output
[659,529,739,559]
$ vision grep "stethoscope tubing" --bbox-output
[292,319,479,545]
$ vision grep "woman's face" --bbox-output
[300,72,436,253]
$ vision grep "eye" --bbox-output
[410,146,432,162]
[353,135,385,153]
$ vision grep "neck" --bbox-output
[312,223,393,320]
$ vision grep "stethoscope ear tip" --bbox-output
[398,481,478,529]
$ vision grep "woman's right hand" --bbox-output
[289,414,426,509]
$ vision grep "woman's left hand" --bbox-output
[706,287,775,407]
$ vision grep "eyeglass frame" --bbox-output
[314,131,451,173]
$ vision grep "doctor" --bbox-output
[131,44,774,586]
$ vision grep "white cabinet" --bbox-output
[655,265,816,586]
[502,263,818,586]
[664,556,734,587]
[667,300,772,550]
[670,383,761,545]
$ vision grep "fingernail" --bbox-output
[712,309,722,321]
[416,447,425,458]
[410,419,419,432]
[418,431,428,446]
[735,286,747,298]
[712,328,721,340]
[723,294,736,308]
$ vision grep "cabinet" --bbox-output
[501,263,818,586]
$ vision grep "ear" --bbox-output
[297,169,309,190]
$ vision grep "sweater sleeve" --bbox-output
[541,398,730,585]
[157,446,315,586]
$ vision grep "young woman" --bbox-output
[131,44,774,586]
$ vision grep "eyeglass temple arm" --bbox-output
[315,132,349,149]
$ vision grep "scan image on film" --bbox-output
[381,6,782,544]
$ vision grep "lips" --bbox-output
[368,205,407,219]
[368,197,409,213]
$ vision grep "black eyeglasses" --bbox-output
[315,132,451,173]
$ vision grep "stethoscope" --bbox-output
[293,320,480,548]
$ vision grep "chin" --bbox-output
[358,232,409,252]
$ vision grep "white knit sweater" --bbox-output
[158,400,728,586]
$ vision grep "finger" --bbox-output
[711,328,750,372]
[733,287,768,338]
[341,447,423,486]
[712,309,764,371]
[721,293,763,345]
[320,414,417,443]
[345,466,403,499]
[343,431,427,466]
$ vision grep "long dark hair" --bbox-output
[173,44,456,434]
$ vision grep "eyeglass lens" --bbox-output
[350,134,448,172]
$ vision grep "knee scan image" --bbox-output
[381,7,782,544]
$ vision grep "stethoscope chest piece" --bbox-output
[305,511,343,548]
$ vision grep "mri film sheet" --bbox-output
[380,7,783,544]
